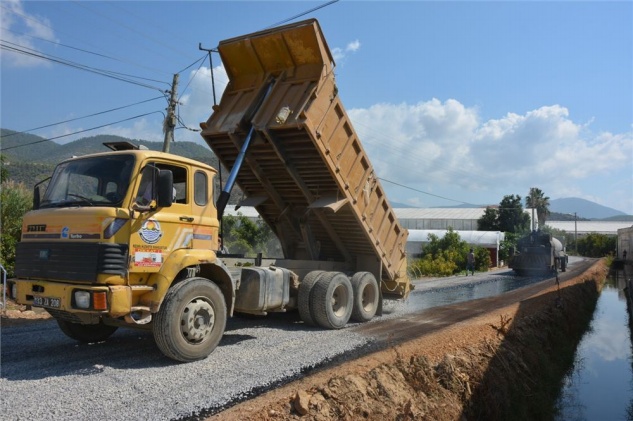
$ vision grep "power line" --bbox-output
[1,2,173,77]
[379,177,479,206]
[2,27,172,78]
[2,111,165,151]
[70,0,195,61]
[0,96,166,138]
[176,55,207,76]
[265,0,340,29]
[0,40,168,92]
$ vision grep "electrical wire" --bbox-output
[0,40,168,92]
[264,0,339,29]
[176,55,207,75]
[379,177,478,206]
[0,96,165,138]
[2,111,165,151]
[70,0,195,61]
[1,2,172,78]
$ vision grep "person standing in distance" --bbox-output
[466,248,475,276]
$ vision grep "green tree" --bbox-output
[576,233,616,258]
[477,207,499,231]
[1,181,32,276]
[0,155,8,183]
[499,232,521,263]
[498,195,530,234]
[526,187,550,228]
[220,213,281,257]
[474,247,492,271]
[410,228,492,276]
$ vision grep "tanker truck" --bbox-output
[509,230,568,276]
[8,19,411,362]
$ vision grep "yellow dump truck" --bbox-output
[8,19,410,362]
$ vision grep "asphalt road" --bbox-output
[0,258,588,420]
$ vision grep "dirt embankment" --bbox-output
[211,260,606,421]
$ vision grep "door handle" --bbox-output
[180,216,194,222]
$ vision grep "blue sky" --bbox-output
[1,0,632,214]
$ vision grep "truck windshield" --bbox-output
[40,155,135,208]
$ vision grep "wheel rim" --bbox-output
[331,283,350,317]
[361,284,377,313]
[180,297,215,344]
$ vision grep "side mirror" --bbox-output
[157,170,173,208]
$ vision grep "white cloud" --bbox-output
[176,65,228,144]
[348,100,633,211]
[346,39,361,53]
[0,0,58,67]
[332,39,361,62]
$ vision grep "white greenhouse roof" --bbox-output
[394,208,488,220]
[225,206,536,228]
[545,221,632,235]
[224,206,261,218]
[408,230,505,248]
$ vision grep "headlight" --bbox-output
[74,290,91,309]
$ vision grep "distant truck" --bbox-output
[509,231,568,276]
[8,19,411,362]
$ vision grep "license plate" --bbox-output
[33,296,61,308]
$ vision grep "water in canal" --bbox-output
[555,269,633,421]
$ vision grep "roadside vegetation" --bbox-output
[408,228,491,277]
[220,213,282,257]
[0,180,32,277]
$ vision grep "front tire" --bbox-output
[57,319,118,343]
[153,277,227,362]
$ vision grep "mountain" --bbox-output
[549,197,627,220]
[1,129,219,189]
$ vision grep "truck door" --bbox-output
[130,162,193,272]
[190,169,218,251]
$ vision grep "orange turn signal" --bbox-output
[93,292,108,310]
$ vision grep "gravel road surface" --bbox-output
[0,259,584,420]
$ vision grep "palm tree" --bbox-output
[526,187,550,229]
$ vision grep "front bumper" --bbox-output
[9,279,133,318]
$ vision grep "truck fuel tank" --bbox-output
[234,266,293,314]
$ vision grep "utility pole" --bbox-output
[574,212,578,255]
[163,73,179,153]
[198,43,217,106]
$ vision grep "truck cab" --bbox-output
[10,144,235,361]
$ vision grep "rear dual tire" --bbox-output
[312,272,353,329]
[350,272,379,322]
[298,271,379,329]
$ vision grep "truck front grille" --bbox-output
[15,242,128,283]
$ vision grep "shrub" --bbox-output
[407,228,491,277]
[1,181,32,277]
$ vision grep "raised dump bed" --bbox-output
[200,19,410,298]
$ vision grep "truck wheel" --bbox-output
[57,319,118,343]
[312,272,353,329]
[350,272,379,322]
[560,258,567,272]
[153,277,227,362]
[298,270,325,326]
